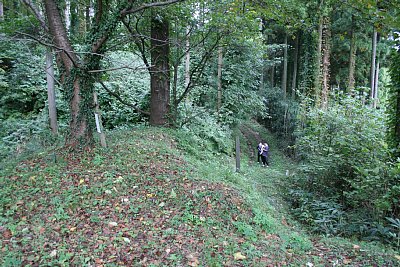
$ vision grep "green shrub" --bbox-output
[291,96,400,247]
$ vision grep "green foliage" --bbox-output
[97,52,150,128]
[0,114,62,163]
[259,87,299,153]
[291,96,400,247]
[386,49,400,159]
[0,40,48,120]
[189,38,266,126]
[176,106,233,155]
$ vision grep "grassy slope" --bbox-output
[0,125,399,266]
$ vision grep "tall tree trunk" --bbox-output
[70,0,78,36]
[185,26,190,90]
[370,27,377,102]
[347,14,357,93]
[45,0,93,146]
[270,65,275,87]
[281,32,288,98]
[85,2,90,32]
[0,1,4,20]
[217,46,223,113]
[373,59,380,108]
[171,62,179,124]
[320,16,331,110]
[64,0,71,31]
[150,14,170,126]
[388,49,400,159]
[291,31,300,98]
[314,11,324,103]
[46,49,58,134]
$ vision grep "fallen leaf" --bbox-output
[234,252,246,260]
[79,179,85,185]
[169,189,177,198]
[50,250,57,258]
[108,222,118,227]
[394,255,400,261]
[2,229,12,239]
[186,254,199,267]
[123,237,130,243]
[343,258,352,264]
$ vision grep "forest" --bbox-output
[1,0,400,265]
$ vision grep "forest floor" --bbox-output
[0,124,399,266]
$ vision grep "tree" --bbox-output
[45,50,58,134]
[217,46,223,113]
[281,32,288,98]
[22,0,184,148]
[149,11,170,126]
[347,14,357,93]
[387,48,400,159]
[0,1,4,20]
[370,27,377,104]
[291,31,300,98]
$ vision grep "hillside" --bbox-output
[0,125,399,266]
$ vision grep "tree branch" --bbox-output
[121,17,152,74]
[20,0,48,31]
[98,81,150,116]
[176,33,224,105]
[121,0,185,16]
[16,31,79,68]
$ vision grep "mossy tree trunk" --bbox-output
[44,0,92,147]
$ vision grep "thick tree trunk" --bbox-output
[217,46,223,113]
[320,16,331,110]
[291,31,300,98]
[347,15,357,93]
[46,50,58,134]
[281,32,288,98]
[45,0,93,147]
[370,28,377,101]
[150,14,170,126]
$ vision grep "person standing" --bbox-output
[261,142,269,167]
[257,142,263,163]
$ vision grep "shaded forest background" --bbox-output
[1,0,400,250]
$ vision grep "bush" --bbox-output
[290,96,400,247]
[176,105,233,156]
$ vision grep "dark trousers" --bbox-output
[261,155,268,166]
